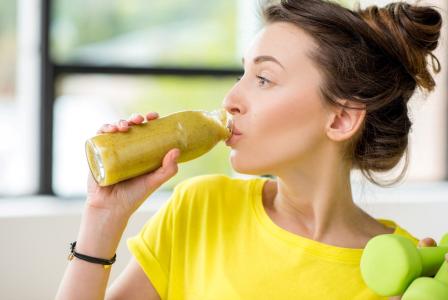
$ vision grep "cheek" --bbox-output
[261,88,327,152]
[230,92,327,174]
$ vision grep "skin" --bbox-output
[55,23,446,300]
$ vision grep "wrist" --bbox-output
[85,195,134,221]
[76,204,129,258]
[85,193,135,220]
[68,241,117,269]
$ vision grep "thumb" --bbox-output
[144,149,180,189]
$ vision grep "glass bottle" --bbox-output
[85,108,233,186]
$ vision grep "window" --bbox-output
[0,1,39,196]
[0,1,17,195]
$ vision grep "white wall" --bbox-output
[0,194,167,300]
[0,213,154,300]
[1,184,448,300]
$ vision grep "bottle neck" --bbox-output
[207,109,233,136]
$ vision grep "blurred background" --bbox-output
[0,0,447,197]
[0,0,447,299]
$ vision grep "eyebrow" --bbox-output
[242,55,285,70]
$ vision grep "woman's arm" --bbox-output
[55,205,128,300]
[106,258,160,300]
[56,113,178,300]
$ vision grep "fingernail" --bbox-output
[148,112,159,118]
[130,113,139,119]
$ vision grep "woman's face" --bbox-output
[223,22,332,175]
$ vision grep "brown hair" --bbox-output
[262,0,442,186]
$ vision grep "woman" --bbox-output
[56,0,445,299]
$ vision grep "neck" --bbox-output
[265,149,367,244]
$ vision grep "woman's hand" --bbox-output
[56,112,179,300]
[86,112,180,219]
[388,237,440,300]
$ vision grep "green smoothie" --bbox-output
[86,109,232,186]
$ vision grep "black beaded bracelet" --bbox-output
[68,241,116,269]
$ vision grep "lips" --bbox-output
[226,124,243,146]
[232,126,242,136]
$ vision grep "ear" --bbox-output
[326,100,366,142]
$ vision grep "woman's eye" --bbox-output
[256,75,271,87]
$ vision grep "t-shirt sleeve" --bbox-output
[127,185,182,299]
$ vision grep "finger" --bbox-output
[117,120,130,132]
[99,124,118,133]
[145,148,180,188]
[417,237,437,248]
[128,113,144,125]
[145,112,159,121]
[157,148,180,176]
[96,124,107,134]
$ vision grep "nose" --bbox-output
[222,83,245,116]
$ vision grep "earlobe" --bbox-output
[326,100,366,142]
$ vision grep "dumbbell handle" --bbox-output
[437,234,448,281]
[419,246,448,276]
[434,260,448,283]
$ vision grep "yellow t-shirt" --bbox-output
[127,174,419,300]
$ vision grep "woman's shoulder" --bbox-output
[174,174,260,195]
[170,174,263,211]
[376,219,420,245]
[176,173,232,190]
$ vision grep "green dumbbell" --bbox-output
[360,233,448,297]
[401,234,448,300]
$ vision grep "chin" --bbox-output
[229,152,274,176]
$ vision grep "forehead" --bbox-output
[245,22,318,69]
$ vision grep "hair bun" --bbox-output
[358,2,442,91]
